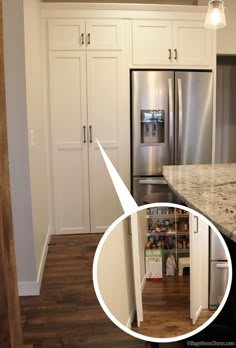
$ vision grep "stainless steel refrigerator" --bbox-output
[131,70,213,205]
[209,228,228,310]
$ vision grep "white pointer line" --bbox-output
[96,139,138,215]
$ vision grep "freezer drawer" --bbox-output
[132,176,182,206]
[209,261,228,310]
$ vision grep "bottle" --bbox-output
[182,236,187,249]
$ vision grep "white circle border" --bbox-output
[92,202,233,343]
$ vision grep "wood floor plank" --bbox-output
[132,275,214,338]
[20,234,147,348]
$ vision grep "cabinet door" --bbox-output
[86,19,124,50]
[173,21,212,67]
[132,20,172,65]
[87,51,129,233]
[49,51,90,234]
[48,19,86,50]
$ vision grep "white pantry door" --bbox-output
[87,51,127,233]
[49,51,90,234]
[190,214,204,325]
[130,213,143,327]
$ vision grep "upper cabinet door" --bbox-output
[132,20,172,65]
[172,21,212,67]
[86,19,124,50]
[48,19,86,50]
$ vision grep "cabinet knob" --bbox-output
[168,49,172,60]
[174,49,178,60]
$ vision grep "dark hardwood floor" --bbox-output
[133,274,213,338]
[20,234,146,348]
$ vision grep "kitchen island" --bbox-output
[163,163,236,340]
[163,163,236,243]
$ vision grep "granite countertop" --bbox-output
[163,163,236,243]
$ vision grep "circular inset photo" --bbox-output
[93,203,232,343]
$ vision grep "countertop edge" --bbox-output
[164,176,236,243]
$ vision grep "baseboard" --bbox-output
[126,306,136,329]
[18,227,51,296]
[36,227,51,289]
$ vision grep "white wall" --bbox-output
[2,0,37,283]
[97,218,135,327]
[23,0,50,277]
[2,0,50,295]
[198,0,236,54]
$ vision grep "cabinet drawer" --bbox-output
[49,19,85,50]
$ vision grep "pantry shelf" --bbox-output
[145,207,190,274]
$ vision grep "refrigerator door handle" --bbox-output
[216,263,228,269]
[176,78,183,164]
[168,78,174,164]
[139,178,168,185]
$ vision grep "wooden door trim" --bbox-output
[0,0,23,346]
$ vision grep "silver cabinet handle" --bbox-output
[139,179,167,185]
[194,216,198,234]
[174,49,177,60]
[87,33,91,45]
[168,48,172,60]
[89,125,92,143]
[81,33,85,45]
[83,125,86,143]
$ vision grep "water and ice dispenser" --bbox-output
[140,110,165,144]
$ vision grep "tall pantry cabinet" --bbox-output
[46,18,129,234]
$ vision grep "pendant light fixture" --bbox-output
[204,0,226,29]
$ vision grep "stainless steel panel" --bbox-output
[132,177,182,206]
[175,71,213,165]
[210,228,227,261]
[209,261,228,310]
[132,70,174,176]
[216,63,236,163]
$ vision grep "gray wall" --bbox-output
[2,0,36,282]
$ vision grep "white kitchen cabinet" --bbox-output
[132,20,172,65]
[132,19,213,68]
[49,18,124,51]
[48,48,128,234]
[172,21,212,67]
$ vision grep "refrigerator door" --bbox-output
[131,70,174,176]
[175,71,213,165]
[210,228,227,261]
[209,261,228,310]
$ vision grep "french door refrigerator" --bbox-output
[131,70,213,205]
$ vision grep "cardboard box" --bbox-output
[145,249,163,280]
